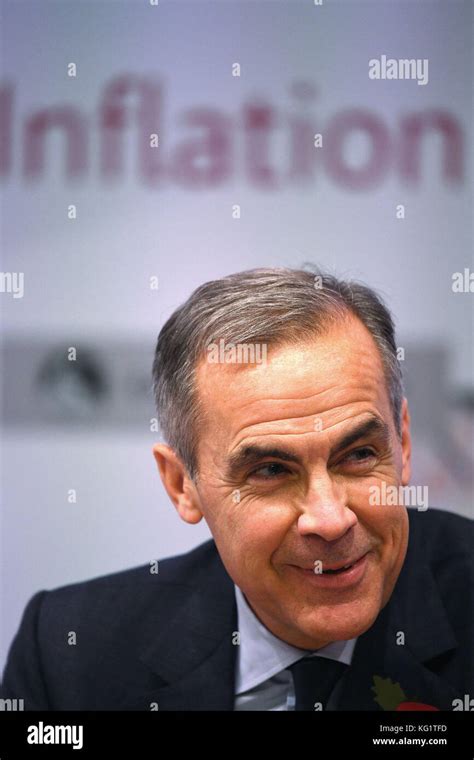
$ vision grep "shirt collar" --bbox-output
[234,583,357,694]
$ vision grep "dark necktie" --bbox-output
[288,656,349,711]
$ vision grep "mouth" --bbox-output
[320,558,363,574]
[290,552,370,589]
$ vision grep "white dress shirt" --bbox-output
[233,583,357,710]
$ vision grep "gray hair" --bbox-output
[152,267,404,481]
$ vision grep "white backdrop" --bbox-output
[1,0,472,673]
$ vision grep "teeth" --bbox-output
[323,563,353,574]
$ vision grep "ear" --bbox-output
[152,443,203,524]
[400,398,412,486]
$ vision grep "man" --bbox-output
[1,268,472,710]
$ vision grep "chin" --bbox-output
[295,597,383,648]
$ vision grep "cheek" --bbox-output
[347,480,408,561]
[361,503,409,574]
[243,501,291,550]
[208,497,292,574]
[383,506,409,561]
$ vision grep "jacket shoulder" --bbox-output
[32,537,222,642]
[406,508,473,678]
[42,536,219,599]
[407,507,473,563]
[0,538,222,709]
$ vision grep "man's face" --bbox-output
[169,316,411,649]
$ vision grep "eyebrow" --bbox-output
[225,414,391,478]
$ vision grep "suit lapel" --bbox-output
[338,532,459,711]
[130,548,238,711]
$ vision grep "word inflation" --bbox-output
[0,76,462,188]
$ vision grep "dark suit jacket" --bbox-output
[1,508,472,710]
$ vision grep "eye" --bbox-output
[341,447,376,464]
[248,462,290,480]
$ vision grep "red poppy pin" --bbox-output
[372,675,440,711]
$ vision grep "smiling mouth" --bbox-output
[322,562,357,575]
[290,552,370,588]
[297,552,369,574]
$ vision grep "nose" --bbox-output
[297,474,357,541]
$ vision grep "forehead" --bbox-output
[195,316,391,440]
